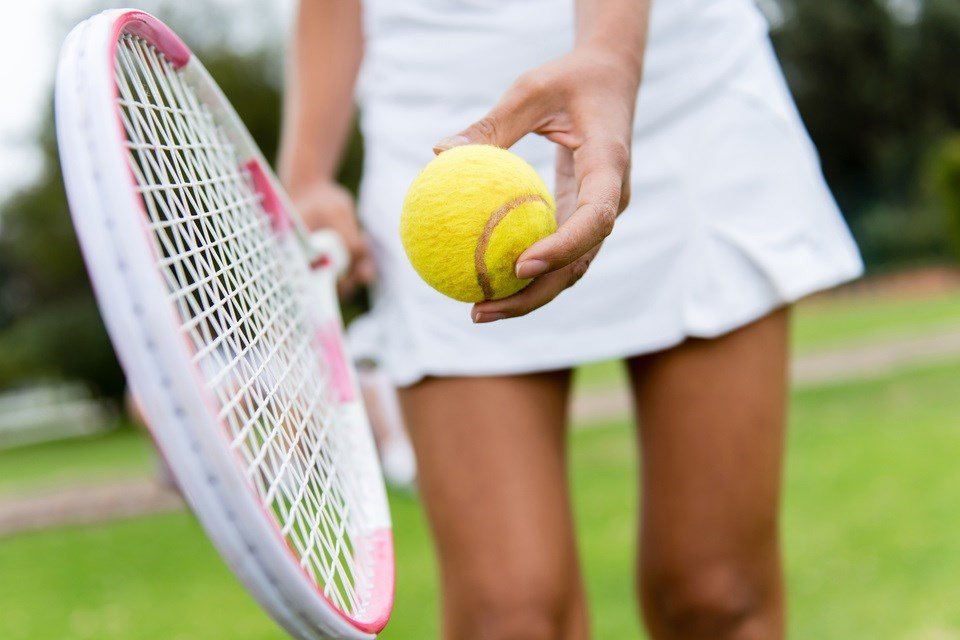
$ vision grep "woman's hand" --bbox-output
[434,43,646,323]
[291,181,376,296]
[277,1,367,296]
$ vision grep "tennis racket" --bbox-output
[55,9,393,639]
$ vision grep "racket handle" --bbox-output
[307,229,349,277]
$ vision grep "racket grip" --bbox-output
[307,229,349,277]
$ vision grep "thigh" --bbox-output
[627,309,790,632]
[399,371,586,639]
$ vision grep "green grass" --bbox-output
[786,360,960,638]
[0,494,439,640]
[2,359,960,638]
[1,291,955,492]
[574,290,960,390]
[0,426,155,497]
[793,291,960,353]
[574,357,627,391]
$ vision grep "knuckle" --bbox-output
[619,182,632,212]
[585,137,630,173]
[523,295,551,316]
[471,116,500,141]
[593,201,618,237]
[494,303,527,320]
[345,229,363,247]
[514,304,536,319]
[606,139,631,172]
[554,225,582,261]
[514,285,553,316]
[568,255,593,286]
[352,240,368,257]
[513,71,549,100]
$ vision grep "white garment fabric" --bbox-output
[352,0,864,386]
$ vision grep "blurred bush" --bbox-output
[0,296,119,397]
[852,203,952,271]
[0,2,286,399]
[772,0,960,254]
[927,134,960,262]
[0,0,959,398]
[0,1,366,399]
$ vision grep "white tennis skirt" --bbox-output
[350,0,863,386]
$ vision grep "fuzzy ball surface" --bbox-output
[400,145,557,303]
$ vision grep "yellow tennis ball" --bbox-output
[400,145,557,303]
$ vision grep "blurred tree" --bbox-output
[913,1,960,130]
[772,0,960,264]
[0,0,366,398]
[3,0,958,397]
[0,1,314,398]
[774,1,900,211]
[927,135,960,262]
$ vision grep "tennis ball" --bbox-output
[400,145,557,303]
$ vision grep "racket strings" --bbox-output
[115,33,372,615]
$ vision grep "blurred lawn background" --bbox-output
[1,0,960,639]
[2,291,960,639]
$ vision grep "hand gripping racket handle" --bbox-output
[306,229,350,278]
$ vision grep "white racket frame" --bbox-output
[55,9,392,639]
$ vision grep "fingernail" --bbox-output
[433,135,470,153]
[473,312,507,324]
[516,259,548,279]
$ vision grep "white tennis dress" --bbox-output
[352,0,863,386]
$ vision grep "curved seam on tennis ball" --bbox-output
[474,193,549,300]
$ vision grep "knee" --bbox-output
[644,562,774,639]
[459,583,569,640]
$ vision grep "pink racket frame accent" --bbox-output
[315,323,357,404]
[245,159,294,234]
[58,9,393,639]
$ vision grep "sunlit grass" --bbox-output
[0,426,154,496]
[793,290,960,353]
[575,290,960,390]
[2,359,959,638]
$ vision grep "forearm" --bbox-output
[447,1,653,321]
[574,0,649,82]
[278,0,363,193]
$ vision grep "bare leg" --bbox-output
[400,371,589,640]
[628,309,790,640]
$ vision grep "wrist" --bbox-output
[574,1,649,84]
[576,39,644,84]
[284,177,345,203]
[277,145,337,194]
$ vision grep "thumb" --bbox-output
[433,74,550,153]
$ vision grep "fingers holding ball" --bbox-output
[400,145,556,303]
